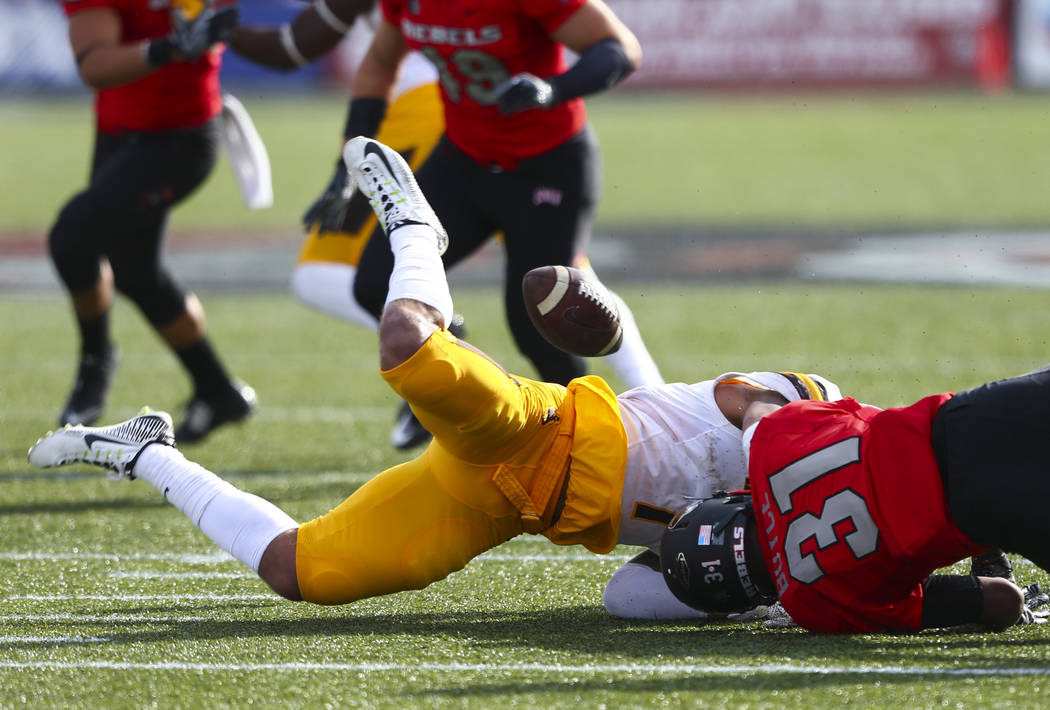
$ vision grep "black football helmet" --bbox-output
[659,492,777,614]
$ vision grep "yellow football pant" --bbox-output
[295,329,627,605]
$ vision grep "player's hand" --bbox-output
[172,4,240,61]
[301,161,354,233]
[494,73,556,115]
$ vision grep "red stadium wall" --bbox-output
[604,0,1013,90]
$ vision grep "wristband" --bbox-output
[279,23,309,67]
[314,0,351,34]
[343,97,388,139]
[144,37,176,68]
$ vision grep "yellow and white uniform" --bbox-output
[294,325,841,606]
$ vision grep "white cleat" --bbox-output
[28,409,175,481]
[342,137,448,254]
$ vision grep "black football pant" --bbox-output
[932,363,1050,573]
[49,122,218,327]
[354,126,601,385]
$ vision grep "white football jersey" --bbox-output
[615,371,841,551]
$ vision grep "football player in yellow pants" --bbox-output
[30,138,842,614]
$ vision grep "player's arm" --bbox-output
[603,551,710,620]
[301,18,407,231]
[495,0,641,115]
[921,574,1025,629]
[741,401,783,433]
[228,0,372,71]
[68,8,154,88]
[70,5,236,89]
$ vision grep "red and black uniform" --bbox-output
[748,396,988,633]
[51,0,223,327]
[353,0,600,385]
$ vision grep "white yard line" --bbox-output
[0,660,1046,676]
[0,614,207,622]
[107,571,249,579]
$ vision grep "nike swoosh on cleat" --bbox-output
[83,434,127,449]
[363,141,403,189]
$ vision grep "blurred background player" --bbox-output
[229,0,664,450]
[50,0,256,444]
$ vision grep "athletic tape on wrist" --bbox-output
[279,22,308,67]
[314,0,351,35]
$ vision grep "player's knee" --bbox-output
[258,528,303,602]
[289,265,319,309]
[48,215,99,288]
[979,577,1025,629]
[378,304,438,370]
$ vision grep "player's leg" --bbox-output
[343,136,452,370]
[27,412,300,599]
[496,130,595,384]
[349,137,494,448]
[933,365,1050,573]
[48,132,128,426]
[102,126,256,443]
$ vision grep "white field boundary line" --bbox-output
[0,660,1048,677]
[0,551,635,564]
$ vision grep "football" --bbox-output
[522,265,623,357]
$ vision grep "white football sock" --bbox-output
[602,288,664,388]
[576,264,663,389]
[290,262,379,331]
[384,224,453,327]
[135,445,298,572]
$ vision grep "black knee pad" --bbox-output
[48,199,104,292]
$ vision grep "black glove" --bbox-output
[1019,583,1050,624]
[172,4,240,62]
[494,73,556,116]
[302,159,353,233]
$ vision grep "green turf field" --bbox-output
[3,284,1050,708]
[4,91,1050,235]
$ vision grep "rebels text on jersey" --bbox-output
[64,0,223,133]
[747,396,987,633]
[382,0,587,169]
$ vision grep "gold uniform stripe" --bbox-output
[778,371,827,401]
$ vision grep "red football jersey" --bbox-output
[63,0,222,133]
[381,0,588,169]
[748,396,987,633]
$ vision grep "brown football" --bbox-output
[522,265,623,357]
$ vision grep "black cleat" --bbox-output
[175,380,258,444]
[59,346,121,426]
[389,400,431,450]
